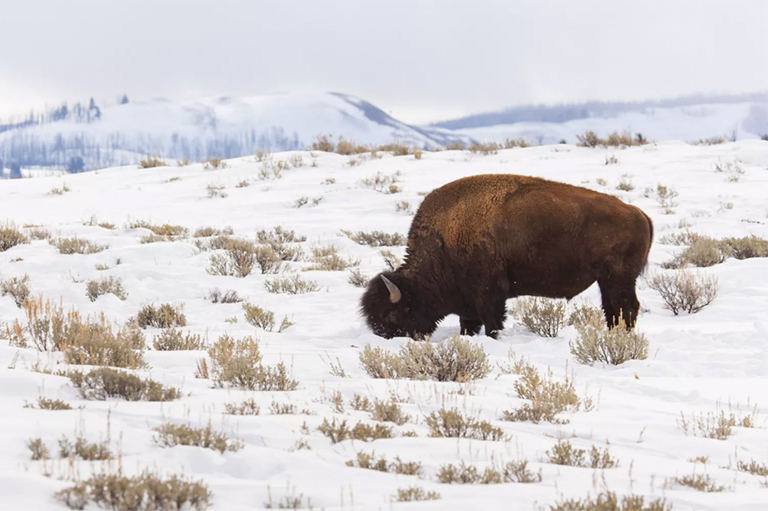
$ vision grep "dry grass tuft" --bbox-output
[437,460,541,484]
[224,399,261,415]
[501,362,582,424]
[152,329,206,351]
[317,418,393,443]
[342,230,407,247]
[139,156,166,168]
[86,276,128,302]
[306,245,359,271]
[735,458,768,477]
[570,315,649,365]
[677,401,757,440]
[348,268,369,288]
[0,274,31,307]
[264,274,320,294]
[646,269,718,315]
[371,398,411,425]
[359,171,402,193]
[50,237,108,254]
[202,158,227,170]
[136,302,187,329]
[193,226,234,238]
[206,288,243,304]
[242,303,293,332]
[208,239,282,277]
[25,396,72,410]
[576,131,645,148]
[511,297,567,337]
[256,226,306,261]
[546,491,671,511]
[426,408,506,441]
[546,439,618,468]
[153,421,243,454]
[56,470,211,511]
[69,367,180,401]
[346,451,423,476]
[7,297,146,367]
[359,335,491,381]
[207,334,298,391]
[669,473,724,492]
[0,222,30,252]
[392,487,440,502]
[468,141,501,155]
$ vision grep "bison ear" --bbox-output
[380,275,402,303]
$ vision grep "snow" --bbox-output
[1,140,768,510]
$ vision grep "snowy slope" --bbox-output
[2,141,768,510]
[454,102,768,145]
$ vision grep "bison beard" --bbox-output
[361,174,653,340]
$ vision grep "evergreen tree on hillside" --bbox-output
[120,94,129,104]
[9,162,22,179]
[88,98,101,121]
[68,156,84,173]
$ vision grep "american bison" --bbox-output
[361,174,653,339]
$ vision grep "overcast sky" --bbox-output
[1,0,766,124]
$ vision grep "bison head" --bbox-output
[360,271,438,339]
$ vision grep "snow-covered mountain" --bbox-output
[1,91,766,175]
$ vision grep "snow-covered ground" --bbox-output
[1,140,768,510]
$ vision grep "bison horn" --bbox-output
[381,275,402,303]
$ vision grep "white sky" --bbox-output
[1,0,766,124]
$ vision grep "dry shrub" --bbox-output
[570,315,649,365]
[256,226,306,261]
[153,422,243,454]
[224,399,261,415]
[546,440,618,468]
[504,138,529,148]
[377,141,410,156]
[0,274,31,307]
[264,274,320,294]
[501,363,582,424]
[206,288,242,303]
[242,303,292,332]
[511,297,567,337]
[371,398,411,425]
[50,237,108,254]
[26,396,72,410]
[306,245,359,271]
[664,234,768,268]
[692,136,727,145]
[426,408,506,441]
[546,491,671,511]
[359,171,402,193]
[128,220,188,241]
[57,435,113,461]
[348,268,369,288]
[342,230,407,247]
[193,226,234,238]
[616,175,634,190]
[359,335,491,381]
[202,158,227,170]
[205,184,227,198]
[437,460,541,484]
[346,451,423,476]
[136,302,186,329]
[7,297,146,367]
[207,334,298,391]
[736,459,768,477]
[86,276,128,302]
[468,141,501,155]
[576,131,643,148]
[56,470,210,511]
[335,137,369,155]
[208,239,282,277]
[392,487,440,502]
[153,329,206,351]
[445,140,465,150]
[727,235,768,259]
[139,156,166,168]
[669,473,724,492]
[646,269,718,315]
[677,401,757,440]
[26,226,51,240]
[0,222,29,252]
[312,134,335,152]
[379,249,402,270]
[69,367,179,401]
[317,418,393,443]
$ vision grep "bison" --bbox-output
[361,174,653,339]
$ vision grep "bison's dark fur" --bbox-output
[361,174,653,339]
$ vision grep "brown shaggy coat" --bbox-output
[361,174,653,339]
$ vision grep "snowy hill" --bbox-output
[2,141,768,510]
[2,92,767,175]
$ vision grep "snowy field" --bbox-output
[1,141,768,510]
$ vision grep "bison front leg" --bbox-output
[477,301,507,339]
[459,318,483,336]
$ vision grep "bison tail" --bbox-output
[640,210,654,271]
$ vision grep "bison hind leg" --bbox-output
[460,318,483,336]
[598,277,640,329]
